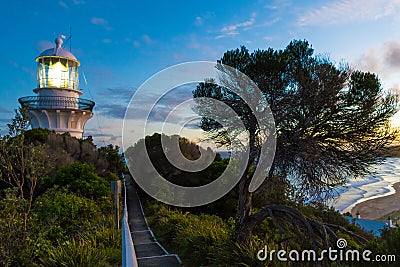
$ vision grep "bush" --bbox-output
[38,238,111,267]
[29,187,121,266]
[146,201,234,266]
[32,187,103,239]
[0,188,29,266]
[49,163,109,199]
[25,128,53,145]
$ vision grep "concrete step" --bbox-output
[137,255,182,267]
[126,182,183,266]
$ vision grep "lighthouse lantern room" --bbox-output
[18,37,95,139]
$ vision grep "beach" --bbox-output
[330,157,400,222]
[350,182,400,221]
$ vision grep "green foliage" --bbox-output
[354,227,400,267]
[49,163,109,199]
[0,107,36,198]
[145,200,290,266]
[192,39,399,244]
[146,201,233,266]
[37,238,111,267]
[194,40,398,198]
[0,187,121,266]
[32,187,102,237]
[98,144,126,175]
[24,128,53,145]
[145,197,381,267]
[126,133,230,188]
[0,110,122,266]
[27,129,116,180]
[0,188,28,266]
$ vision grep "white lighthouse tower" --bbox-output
[19,37,95,139]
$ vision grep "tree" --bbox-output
[0,107,54,230]
[0,107,31,198]
[50,162,109,199]
[98,144,126,176]
[125,133,219,187]
[193,40,398,245]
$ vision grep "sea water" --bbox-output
[330,158,400,213]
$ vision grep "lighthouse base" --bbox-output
[29,109,93,139]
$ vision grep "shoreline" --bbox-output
[333,157,400,214]
[339,177,397,214]
[350,182,400,221]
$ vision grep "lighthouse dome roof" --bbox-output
[37,37,78,62]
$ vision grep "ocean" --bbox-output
[330,157,400,213]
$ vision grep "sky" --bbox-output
[1,0,400,148]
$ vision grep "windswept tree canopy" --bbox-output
[193,40,398,200]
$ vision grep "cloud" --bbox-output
[184,121,201,130]
[265,0,292,10]
[194,12,215,27]
[94,87,135,119]
[187,41,220,58]
[72,0,85,5]
[357,48,381,73]
[84,129,120,145]
[186,35,221,58]
[103,38,112,44]
[298,0,400,26]
[357,41,400,72]
[355,41,400,91]
[215,12,256,39]
[123,83,199,124]
[124,35,154,48]
[126,39,141,48]
[195,16,203,26]
[0,117,10,124]
[8,60,35,77]
[58,1,68,8]
[0,107,12,114]
[91,17,107,25]
[90,17,112,30]
[133,40,141,47]
[142,34,154,45]
[37,40,54,52]
[97,103,127,119]
[98,87,134,99]
[92,133,120,142]
[384,42,400,69]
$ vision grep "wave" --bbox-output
[330,158,400,213]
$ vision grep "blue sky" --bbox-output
[1,0,400,147]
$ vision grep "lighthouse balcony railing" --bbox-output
[18,96,95,112]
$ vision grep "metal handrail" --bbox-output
[122,174,139,267]
[18,96,95,112]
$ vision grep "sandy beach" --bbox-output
[351,182,400,221]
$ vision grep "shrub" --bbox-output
[32,187,102,239]
[146,201,233,266]
[38,238,111,267]
[50,163,109,199]
[0,188,29,266]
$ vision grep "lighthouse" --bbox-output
[18,37,95,139]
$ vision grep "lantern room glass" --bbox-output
[37,57,79,90]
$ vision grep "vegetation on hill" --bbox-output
[0,108,124,266]
[127,39,400,266]
[193,39,398,245]
[129,132,400,266]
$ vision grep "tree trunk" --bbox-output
[234,131,258,244]
[234,173,253,244]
